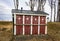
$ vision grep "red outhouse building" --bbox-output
[12,9,48,35]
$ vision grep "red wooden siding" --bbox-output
[25,15,31,24]
[40,16,46,24]
[32,25,38,35]
[15,14,47,35]
[40,25,45,34]
[24,25,31,35]
[16,25,23,35]
[33,16,38,24]
[16,15,23,24]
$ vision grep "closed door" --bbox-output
[32,25,38,35]
[25,15,31,24]
[16,15,23,24]
[33,16,38,24]
[40,16,46,24]
[40,25,45,34]
[24,25,31,35]
[16,25,23,35]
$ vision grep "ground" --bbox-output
[0,22,60,41]
[0,21,13,41]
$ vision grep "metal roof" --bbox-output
[12,9,48,15]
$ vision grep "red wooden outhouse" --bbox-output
[12,9,48,35]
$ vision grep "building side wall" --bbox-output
[13,13,47,35]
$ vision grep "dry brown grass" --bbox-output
[47,22,60,41]
[0,31,13,41]
[13,22,60,41]
[0,22,60,41]
[0,21,12,30]
[0,22,13,41]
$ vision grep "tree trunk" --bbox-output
[30,0,34,11]
[14,0,19,9]
[50,6,52,22]
[50,0,53,22]
[37,0,46,11]
[37,0,41,11]
[54,3,56,22]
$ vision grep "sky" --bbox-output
[0,0,58,21]
[0,0,14,21]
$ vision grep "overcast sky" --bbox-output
[0,0,58,21]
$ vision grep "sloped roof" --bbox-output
[12,9,48,15]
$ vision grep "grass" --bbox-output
[0,31,13,41]
[0,21,13,41]
[0,21,12,25]
[0,22,60,41]
[47,22,60,41]
[0,21,13,31]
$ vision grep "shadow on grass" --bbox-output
[13,34,54,41]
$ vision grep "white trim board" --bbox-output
[23,15,25,35]
[38,16,40,35]
[45,17,47,34]
[14,25,16,35]
[14,13,47,16]
[14,14,16,24]
[45,26,47,34]
[14,14,16,35]
[31,16,33,35]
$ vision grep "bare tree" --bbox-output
[13,0,19,9]
[53,0,56,22]
[25,0,37,11]
[41,0,46,11]
[57,0,60,22]
[37,0,46,11]
[37,0,41,11]
[48,0,54,22]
